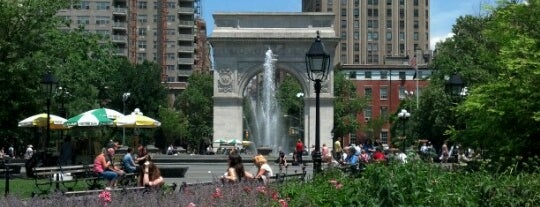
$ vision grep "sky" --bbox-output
[201,0,494,50]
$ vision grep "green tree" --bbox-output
[176,72,213,153]
[333,66,367,141]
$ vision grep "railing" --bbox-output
[178,58,194,64]
[178,34,194,41]
[178,7,195,13]
[178,46,194,52]
[111,35,127,43]
[178,21,194,27]
[112,7,127,15]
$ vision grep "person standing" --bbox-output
[59,136,74,165]
[295,139,304,165]
[7,145,14,158]
[24,145,34,160]
[334,137,343,161]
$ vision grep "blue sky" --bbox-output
[202,0,493,50]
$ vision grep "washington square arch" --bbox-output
[209,12,338,153]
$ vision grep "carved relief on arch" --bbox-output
[217,68,234,93]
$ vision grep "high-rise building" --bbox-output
[303,0,432,147]
[303,0,430,65]
[57,0,210,93]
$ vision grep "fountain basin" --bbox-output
[257,147,273,156]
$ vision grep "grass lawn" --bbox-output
[0,177,99,198]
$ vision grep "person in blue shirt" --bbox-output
[122,147,137,173]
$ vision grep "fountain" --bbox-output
[246,49,285,156]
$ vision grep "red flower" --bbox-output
[256,186,266,194]
[243,186,252,193]
[98,190,112,204]
[271,191,279,200]
[329,179,343,189]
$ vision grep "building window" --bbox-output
[95,16,110,25]
[341,20,347,28]
[414,9,419,17]
[380,71,388,79]
[167,65,175,71]
[387,0,392,5]
[138,28,146,36]
[354,20,359,28]
[167,1,176,8]
[386,32,392,40]
[167,15,175,22]
[354,31,359,40]
[80,1,90,9]
[365,71,372,79]
[399,20,404,29]
[364,107,372,121]
[414,0,419,6]
[364,87,372,99]
[426,9,429,18]
[380,87,388,100]
[380,106,389,118]
[137,53,145,62]
[96,2,110,10]
[386,20,392,29]
[341,31,347,39]
[138,41,146,50]
[341,8,347,16]
[167,76,175,82]
[380,131,388,144]
[414,20,419,29]
[386,9,392,17]
[350,133,357,145]
[138,1,147,9]
[399,85,406,99]
[399,71,406,80]
[399,32,405,41]
[400,9,404,18]
[386,44,392,54]
[349,71,357,79]
[400,44,405,54]
[400,0,404,5]
[354,43,359,51]
[77,16,90,25]
[354,8,359,17]
[354,55,359,63]
[138,15,147,23]
[414,32,419,41]
[167,53,175,60]
[341,43,347,51]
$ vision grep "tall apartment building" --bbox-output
[303,0,432,146]
[57,0,210,93]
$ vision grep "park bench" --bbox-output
[32,164,93,196]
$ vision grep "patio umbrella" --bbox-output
[65,108,121,126]
[114,108,161,128]
[213,139,227,144]
[227,139,241,145]
[18,113,70,130]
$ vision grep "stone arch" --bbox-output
[209,12,339,151]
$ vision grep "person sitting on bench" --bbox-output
[94,148,124,190]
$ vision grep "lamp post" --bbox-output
[56,86,70,141]
[305,31,330,174]
[122,92,131,145]
[41,71,58,160]
[397,109,411,151]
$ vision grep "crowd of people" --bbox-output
[220,150,275,185]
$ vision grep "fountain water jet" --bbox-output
[247,49,285,155]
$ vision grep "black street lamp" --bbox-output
[397,109,411,151]
[41,71,58,157]
[305,31,331,174]
[122,92,131,145]
[55,86,70,141]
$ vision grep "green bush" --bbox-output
[279,161,540,206]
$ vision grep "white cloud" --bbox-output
[430,33,454,50]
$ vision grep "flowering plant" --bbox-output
[98,190,112,206]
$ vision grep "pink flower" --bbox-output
[329,179,338,185]
[256,186,266,194]
[271,191,279,200]
[212,187,223,198]
[243,186,252,193]
[329,179,343,189]
[186,202,197,207]
[98,190,112,204]
[279,199,288,207]
[335,183,343,189]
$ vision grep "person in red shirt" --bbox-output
[295,139,304,165]
[372,148,386,163]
